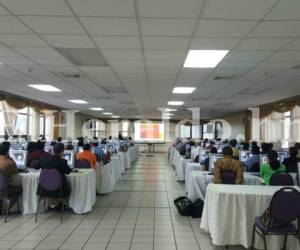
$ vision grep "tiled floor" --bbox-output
[0,154,245,250]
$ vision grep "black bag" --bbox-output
[194,155,199,163]
[179,145,186,156]
[192,199,204,218]
[174,196,193,216]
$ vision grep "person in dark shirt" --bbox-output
[27,141,50,167]
[37,143,71,199]
[203,146,218,171]
[283,147,300,173]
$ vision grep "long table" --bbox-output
[14,169,96,215]
[200,184,300,250]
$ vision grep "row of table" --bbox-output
[168,146,300,250]
[14,145,139,215]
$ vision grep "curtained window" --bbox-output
[120,120,129,137]
[0,107,5,136]
[282,111,291,148]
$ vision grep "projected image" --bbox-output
[134,122,164,142]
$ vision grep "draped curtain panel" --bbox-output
[291,106,300,143]
[260,112,284,143]
[1,100,19,137]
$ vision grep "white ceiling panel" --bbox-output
[14,47,63,58]
[190,37,240,50]
[218,60,258,69]
[0,56,35,65]
[256,60,299,69]
[137,0,203,18]
[269,51,300,61]
[144,50,186,60]
[68,0,135,17]
[265,0,300,20]
[32,57,73,66]
[20,16,85,34]
[284,39,300,50]
[0,0,72,15]
[0,16,32,33]
[236,38,291,50]
[225,50,273,61]
[0,34,49,47]
[93,36,141,49]
[146,60,182,68]
[142,37,189,50]
[249,21,300,38]
[202,0,277,20]
[80,18,139,36]
[0,5,9,15]
[41,35,95,48]
[101,49,143,60]
[140,19,196,36]
[195,20,256,37]
[108,59,144,67]
[0,46,21,56]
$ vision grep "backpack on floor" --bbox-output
[191,199,204,218]
[174,196,193,216]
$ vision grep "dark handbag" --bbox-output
[192,199,204,218]
[174,196,193,216]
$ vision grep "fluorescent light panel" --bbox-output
[90,107,103,111]
[112,115,120,118]
[69,99,88,104]
[29,84,62,92]
[173,87,195,94]
[163,113,173,116]
[184,50,229,68]
[103,112,113,115]
[168,101,184,106]
[165,108,177,112]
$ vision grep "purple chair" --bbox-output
[75,159,91,169]
[35,169,66,223]
[269,173,294,186]
[0,170,22,222]
[251,187,300,250]
[220,171,236,184]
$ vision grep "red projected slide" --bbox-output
[140,124,160,139]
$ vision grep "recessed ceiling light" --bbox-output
[168,101,184,106]
[173,87,195,94]
[90,107,103,111]
[112,115,120,118]
[69,99,88,104]
[163,113,173,116]
[162,116,171,120]
[103,112,113,115]
[0,62,2,65]
[29,84,62,92]
[165,108,177,112]
[184,50,229,68]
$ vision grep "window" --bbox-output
[14,107,29,136]
[282,111,291,148]
[40,115,45,136]
[121,120,129,137]
[0,106,4,136]
[180,125,191,138]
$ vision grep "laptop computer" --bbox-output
[63,150,75,169]
[9,150,28,171]
[239,150,252,163]
[199,149,210,162]
[209,154,222,173]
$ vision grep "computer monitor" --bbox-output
[277,151,288,163]
[217,145,223,153]
[10,143,21,150]
[199,149,210,162]
[260,154,268,165]
[239,150,252,163]
[44,145,53,155]
[63,150,75,168]
[209,154,222,173]
[99,145,107,154]
[9,150,28,170]
[107,143,114,153]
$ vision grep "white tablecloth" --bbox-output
[172,150,180,167]
[111,156,121,182]
[118,152,126,174]
[129,145,139,162]
[96,163,115,194]
[14,169,96,215]
[175,157,189,181]
[200,184,300,250]
[187,171,262,202]
[185,162,203,191]
[125,151,131,170]
[168,147,176,164]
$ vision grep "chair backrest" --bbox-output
[270,172,294,186]
[39,168,62,191]
[0,170,7,192]
[270,187,300,224]
[220,171,236,184]
[30,159,40,169]
[75,159,90,169]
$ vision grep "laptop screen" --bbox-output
[9,150,28,170]
[209,154,222,173]
[63,150,75,168]
[239,150,252,163]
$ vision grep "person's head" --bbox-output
[50,141,57,146]
[269,143,273,150]
[93,142,99,147]
[294,142,300,150]
[229,139,237,147]
[36,141,45,151]
[108,136,112,140]
[93,136,98,140]
[267,150,280,170]
[251,146,260,155]
[210,140,215,145]
[53,143,65,157]
[57,137,62,143]
[1,141,10,150]
[0,144,10,156]
[4,135,9,141]
[27,142,36,153]
[210,146,218,154]
[66,144,73,150]
[289,147,298,158]
[222,146,233,157]
[83,143,91,151]
[261,143,271,154]
[243,143,249,150]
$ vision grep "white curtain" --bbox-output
[30,107,40,141]
[260,112,284,143]
[1,100,18,137]
[291,105,300,143]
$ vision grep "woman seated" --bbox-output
[260,150,286,185]
[76,143,96,168]
[283,147,300,173]
[27,141,50,167]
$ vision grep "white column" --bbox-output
[248,108,260,142]
[42,110,56,141]
[62,110,78,140]
[31,108,40,141]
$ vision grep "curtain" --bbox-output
[244,110,251,142]
[260,112,284,142]
[1,100,19,137]
[30,106,41,141]
[291,105,300,143]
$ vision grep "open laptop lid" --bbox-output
[209,154,222,173]
[63,150,75,169]
[239,150,252,163]
[9,150,28,170]
[199,149,210,162]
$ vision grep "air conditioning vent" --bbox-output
[214,75,239,80]
[60,73,82,78]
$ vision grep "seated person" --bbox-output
[65,143,74,150]
[77,137,84,147]
[243,142,250,150]
[244,146,260,170]
[27,141,50,167]
[92,142,105,162]
[261,143,272,154]
[56,137,62,143]
[283,147,300,173]
[229,139,239,159]
[294,142,300,159]
[37,143,71,200]
[202,146,218,171]
[76,143,96,168]
[0,143,22,196]
[213,146,244,184]
[260,150,286,185]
